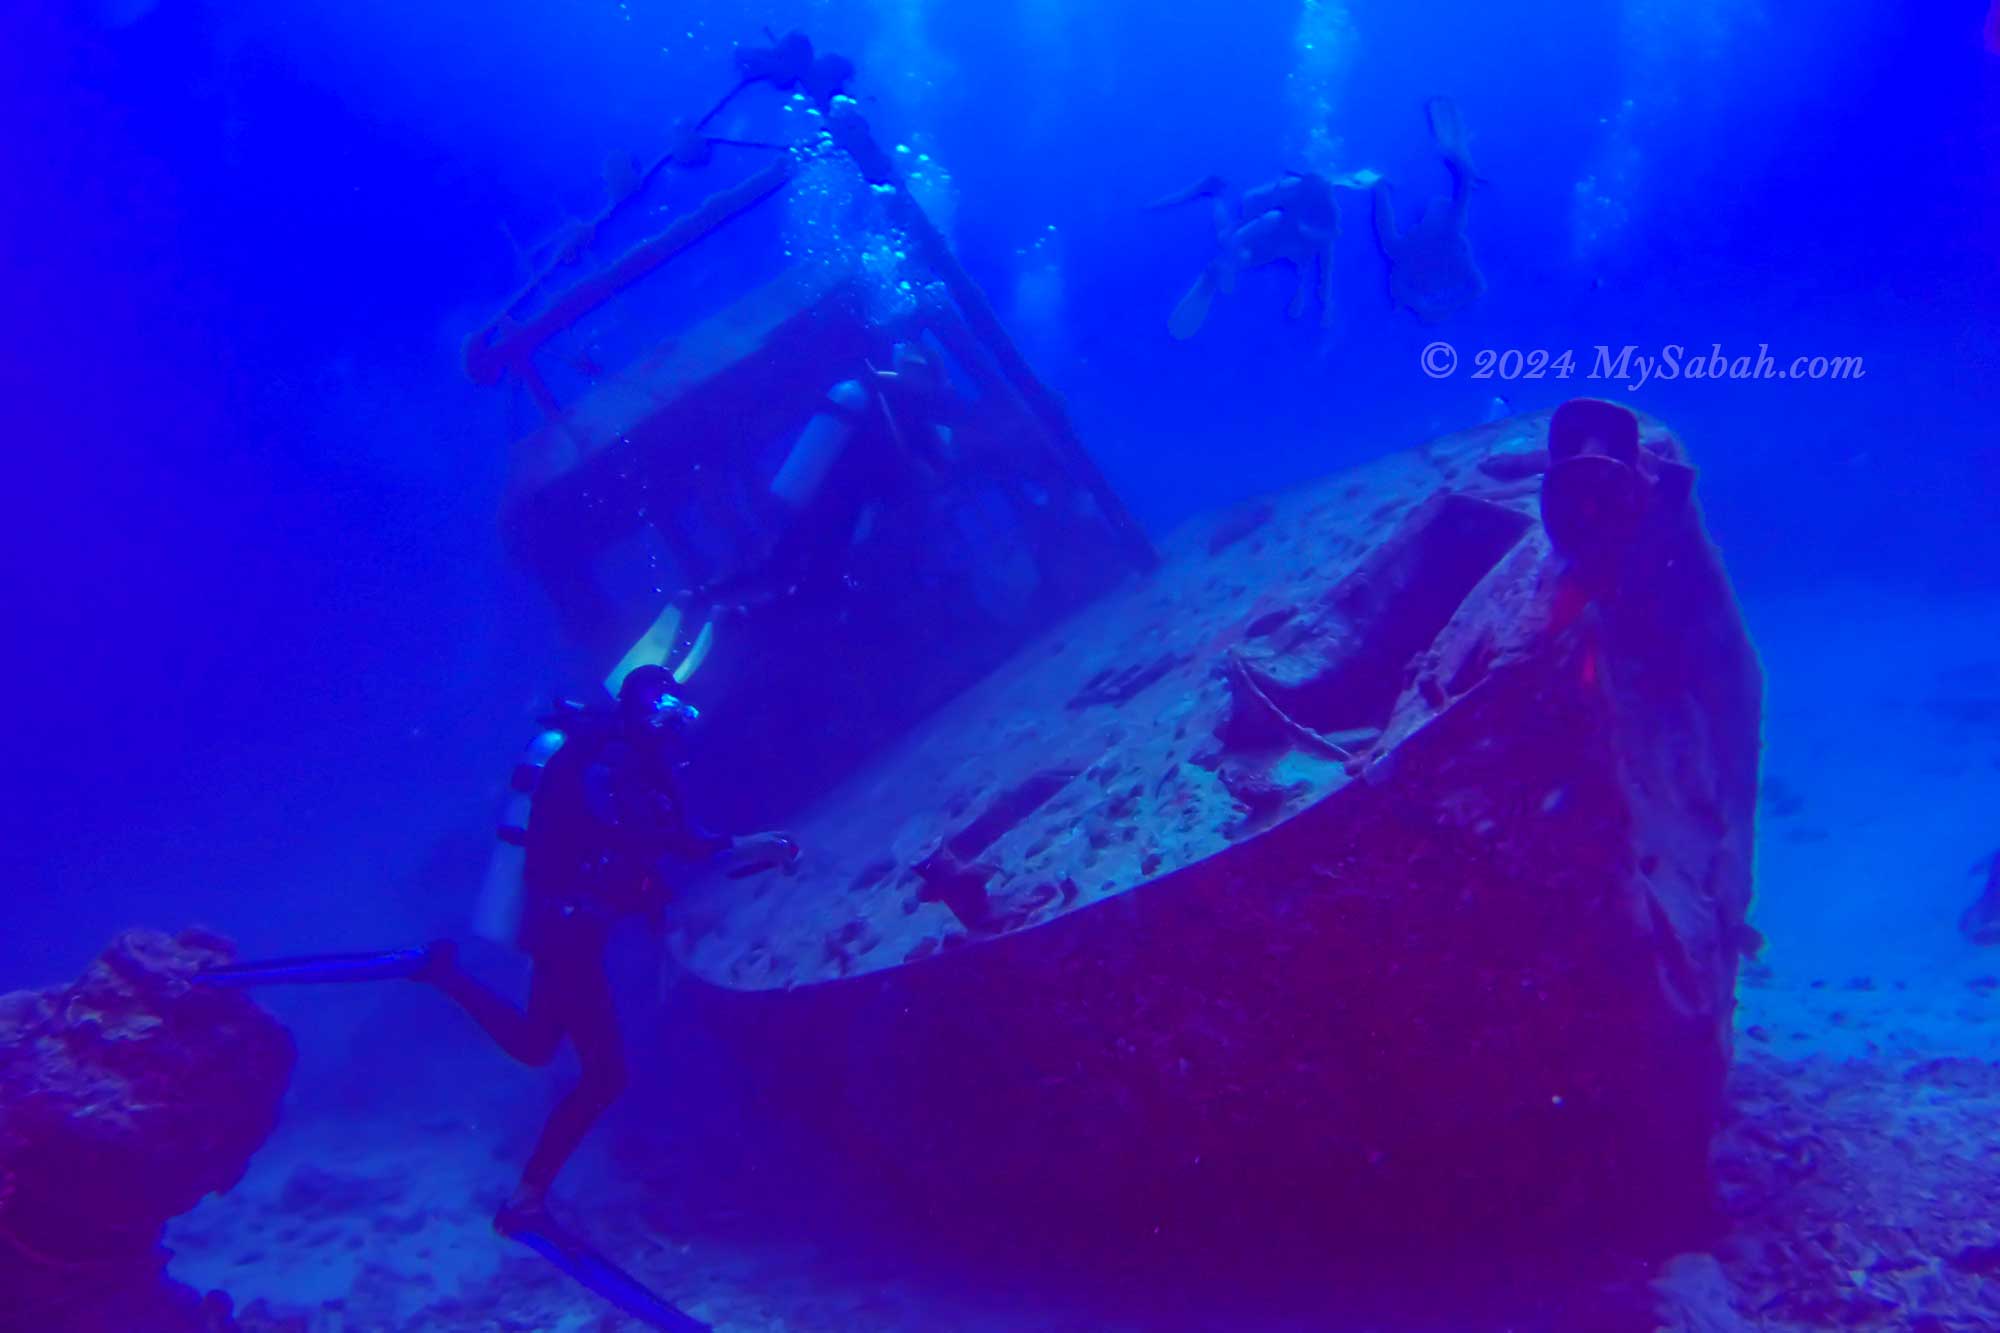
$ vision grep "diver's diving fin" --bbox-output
[1370,182,1402,255]
[606,602,687,698]
[1425,97,1465,152]
[1424,95,1487,190]
[672,618,715,685]
[195,947,433,988]
[509,1222,712,1333]
[1288,262,1312,320]
[1145,175,1228,211]
[601,588,710,725]
[734,29,815,93]
[1168,270,1219,341]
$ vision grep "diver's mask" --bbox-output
[617,664,697,735]
[644,689,702,738]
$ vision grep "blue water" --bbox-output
[5,1,1999,1329]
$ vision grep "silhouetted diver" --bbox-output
[1371,96,1488,324]
[1150,170,1343,339]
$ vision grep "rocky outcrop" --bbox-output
[0,930,294,1333]
[674,402,1761,1249]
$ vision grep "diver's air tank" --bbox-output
[475,701,587,946]
[498,727,570,844]
[770,378,870,510]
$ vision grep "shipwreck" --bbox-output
[469,85,1762,1247]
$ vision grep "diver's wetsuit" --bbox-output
[431,723,727,1203]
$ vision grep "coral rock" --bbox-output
[0,929,294,1332]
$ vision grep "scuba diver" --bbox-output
[1370,96,1488,324]
[673,340,959,640]
[722,28,856,112]
[430,666,798,1236]
[1149,169,1345,340]
[649,24,856,180]
[647,26,858,181]
[608,31,856,204]
[196,667,798,1332]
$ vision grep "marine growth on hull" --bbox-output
[676,404,1751,997]
[660,400,1759,1243]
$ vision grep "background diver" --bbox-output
[670,339,959,648]
[1149,169,1344,340]
[684,26,855,153]
[1370,95,1488,324]
[197,667,799,1326]
[607,31,857,204]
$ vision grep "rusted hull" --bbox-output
[683,418,1760,1245]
